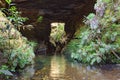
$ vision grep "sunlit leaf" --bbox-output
[0,70,13,76]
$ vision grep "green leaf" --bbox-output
[87,13,95,20]
[102,0,111,3]
[9,6,17,11]
[96,57,101,63]
[90,58,96,65]
[99,48,105,54]
[5,0,12,4]
[37,16,43,22]
[0,70,13,76]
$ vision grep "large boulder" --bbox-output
[0,11,35,70]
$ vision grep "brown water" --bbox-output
[15,55,120,80]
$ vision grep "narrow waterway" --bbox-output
[16,55,120,80]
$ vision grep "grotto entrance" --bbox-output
[14,0,96,54]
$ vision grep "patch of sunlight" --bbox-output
[50,22,65,47]
[50,56,66,79]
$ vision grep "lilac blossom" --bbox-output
[94,1,106,17]
[90,16,99,29]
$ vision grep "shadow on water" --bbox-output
[15,55,120,80]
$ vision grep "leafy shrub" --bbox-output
[4,41,36,71]
[0,65,13,79]
[65,0,120,65]
[1,0,28,28]
[0,9,36,71]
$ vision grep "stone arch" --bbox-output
[14,0,96,53]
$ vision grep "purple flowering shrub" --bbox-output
[65,0,120,65]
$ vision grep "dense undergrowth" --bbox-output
[0,0,36,78]
[64,0,120,65]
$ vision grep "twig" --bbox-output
[112,50,120,60]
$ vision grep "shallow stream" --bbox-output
[16,55,120,80]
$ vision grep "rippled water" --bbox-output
[17,55,120,80]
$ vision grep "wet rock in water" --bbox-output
[35,41,47,55]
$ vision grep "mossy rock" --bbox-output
[0,11,35,70]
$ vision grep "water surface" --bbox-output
[17,55,120,80]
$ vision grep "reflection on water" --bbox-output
[50,55,66,80]
[18,65,35,80]
[18,55,120,80]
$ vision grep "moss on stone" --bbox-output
[0,11,35,70]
